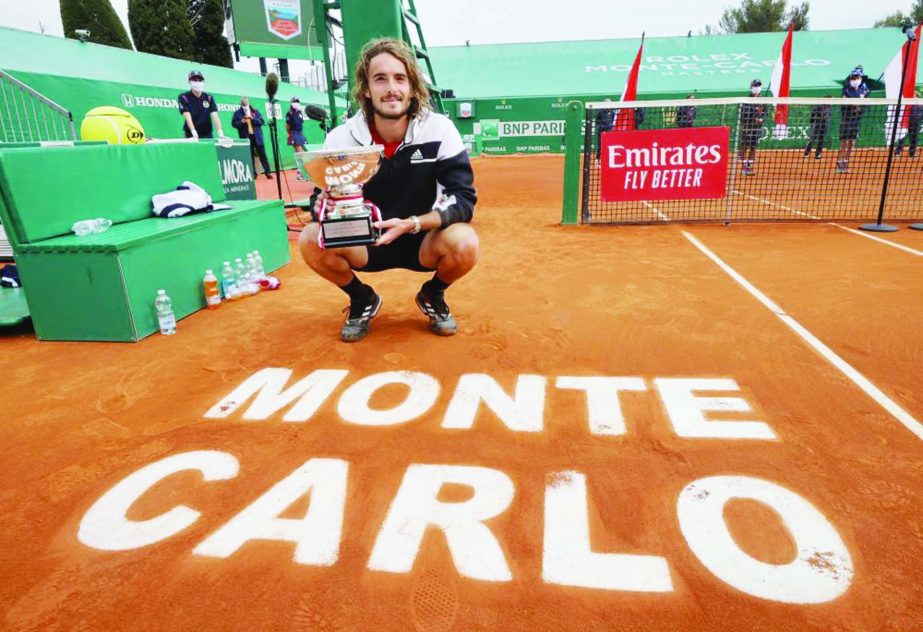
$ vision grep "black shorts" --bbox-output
[357,230,435,273]
[839,120,861,141]
[739,129,761,149]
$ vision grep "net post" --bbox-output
[860,33,911,233]
[561,100,584,225]
[725,103,742,225]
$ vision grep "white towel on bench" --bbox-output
[152,181,213,218]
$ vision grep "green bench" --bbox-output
[0,141,289,341]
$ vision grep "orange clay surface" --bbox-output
[1,156,922,631]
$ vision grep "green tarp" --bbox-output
[429,28,922,154]
[430,28,918,99]
[0,27,340,167]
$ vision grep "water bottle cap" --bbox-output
[205,269,213,275]
[157,289,166,295]
[223,261,231,265]
[235,257,243,262]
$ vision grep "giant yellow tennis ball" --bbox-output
[80,106,145,145]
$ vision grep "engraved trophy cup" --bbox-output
[295,145,384,249]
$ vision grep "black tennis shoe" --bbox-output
[415,289,457,336]
[340,290,382,342]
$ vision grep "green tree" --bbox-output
[128,0,196,62]
[875,12,909,27]
[875,1,923,27]
[712,0,810,34]
[190,0,233,68]
[60,0,132,49]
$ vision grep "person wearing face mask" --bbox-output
[835,68,869,174]
[738,79,767,176]
[298,38,477,343]
[178,70,225,140]
[286,97,307,180]
[232,96,272,179]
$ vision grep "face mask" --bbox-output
[849,79,861,88]
[750,87,761,96]
[190,81,204,92]
[292,102,300,109]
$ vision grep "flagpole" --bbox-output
[861,24,915,232]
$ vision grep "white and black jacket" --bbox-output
[314,110,477,228]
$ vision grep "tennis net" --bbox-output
[576,96,923,224]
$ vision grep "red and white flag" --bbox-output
[769,22,794,139]
[883,23,922,141]
[616,35,644,131]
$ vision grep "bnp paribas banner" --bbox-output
[229,0,321,60]
[449,96,582,155]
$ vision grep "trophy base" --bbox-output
[320,214,379,248]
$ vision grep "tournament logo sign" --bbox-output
[601,127,730,202]
[264,0,301,40]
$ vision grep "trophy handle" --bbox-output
[366,201,382,223]
[316,197,327,250]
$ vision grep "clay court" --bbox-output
[2,155,922,630]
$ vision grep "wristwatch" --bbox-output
[409,215,421,234]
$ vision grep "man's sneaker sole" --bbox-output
[415,292,457,336]
[341,292,382,342]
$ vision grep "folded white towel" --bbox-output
[152,181,213,218]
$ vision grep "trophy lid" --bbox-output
[294,145,384,189]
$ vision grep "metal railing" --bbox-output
[0,69,76,143]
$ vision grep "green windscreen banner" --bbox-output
[0,27,342,167]
[230,0,322,60]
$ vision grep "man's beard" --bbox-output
[371,96,411,120]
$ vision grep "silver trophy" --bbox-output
[295,145,384,249]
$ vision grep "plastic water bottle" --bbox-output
[203,269,221,309]
[234,257,247,284]
[220,261,236,299]
[252,250,266,280]
[246,253,260,286]
[72,218,113,236]
[155,289,176,335]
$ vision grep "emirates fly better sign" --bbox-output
[600,127,730,202]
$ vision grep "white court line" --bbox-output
[731,190,821,220]
[682,230,923,441]
[642,201,671,222]
[733,190,923,257]
[828,223,923,257]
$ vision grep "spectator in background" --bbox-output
[895,89,923,158]
[836,67,869,174]
[633,107,645,130]
[178,69,225,140]
[738,79,767,176]
[232,97,272,180]
[676,94,697,128]
[594,98,615,160]
[286,97,307,180]
[804,95,832,160]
